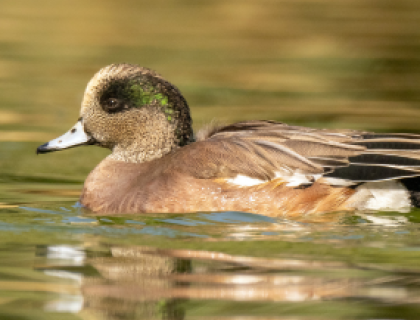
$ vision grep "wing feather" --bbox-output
[171,120,420,184]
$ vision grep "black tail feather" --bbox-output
[326,164,420,182]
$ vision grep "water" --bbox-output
[2,0,420,319]
[0,198,420,319]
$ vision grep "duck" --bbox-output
[37,63,420,216]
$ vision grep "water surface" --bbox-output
[1,199,420,319]
[1,1,420,319]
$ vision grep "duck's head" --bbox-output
[37,64,193,163]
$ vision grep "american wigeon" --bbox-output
[37,63,420,216]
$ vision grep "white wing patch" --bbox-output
[225,172,323,187]
[321,177,357,187]
[348,180,411,212]
[281,172,322,187]
[225,175,265,187]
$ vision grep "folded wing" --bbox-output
[171,121,420,185]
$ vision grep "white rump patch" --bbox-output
[348,180,411,212]
[225,175,265,187]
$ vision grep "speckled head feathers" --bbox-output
[81,63,193,163]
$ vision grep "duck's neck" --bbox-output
[106,109,194,164]
[108,142,178,163]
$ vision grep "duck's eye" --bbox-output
[103,98,122,113]
[108,98,118,107]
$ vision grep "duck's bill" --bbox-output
[37,119,94,154]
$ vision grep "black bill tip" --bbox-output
[36,142,53,155]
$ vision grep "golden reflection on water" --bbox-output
[0,203,417,319]
[1,0,420,143]
[31,244,420,319]
[0,131,53,142]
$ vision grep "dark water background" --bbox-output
[1,1,420,319]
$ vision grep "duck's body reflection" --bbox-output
[34,241,418,320]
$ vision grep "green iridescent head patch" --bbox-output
[128,83,169,107]
[100,78,174,122]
